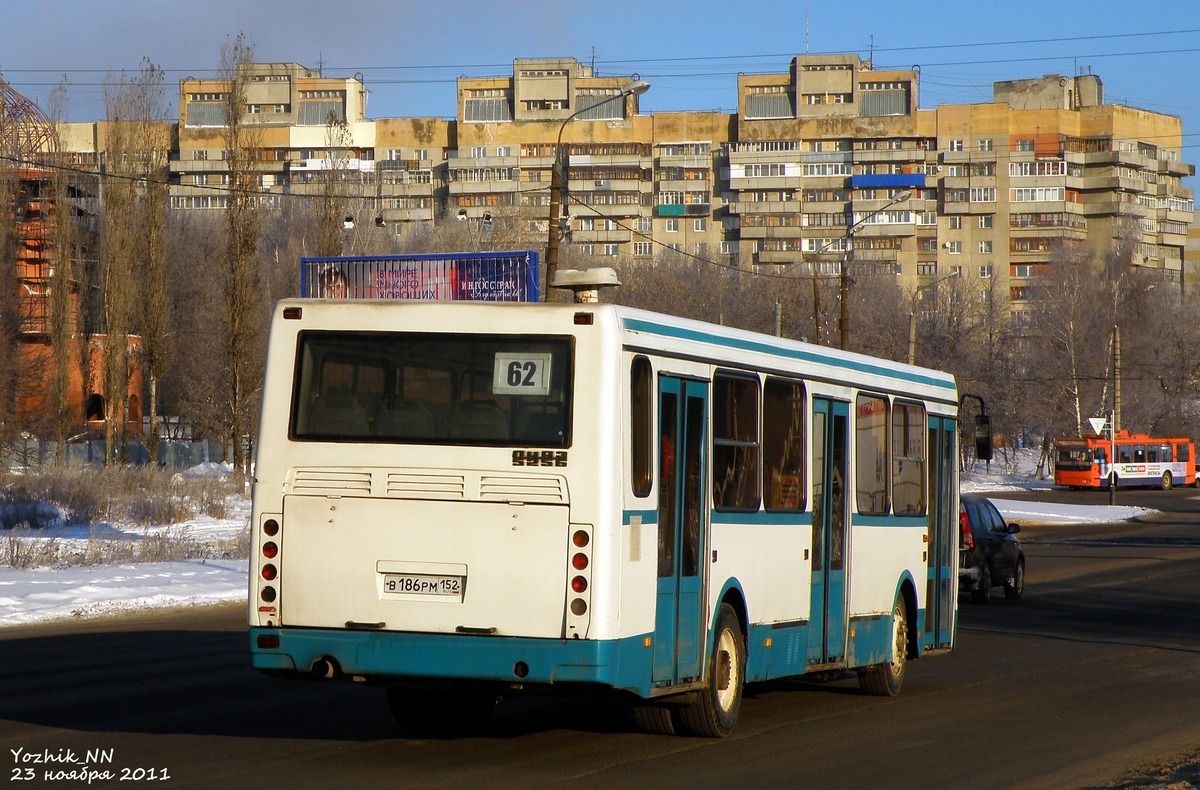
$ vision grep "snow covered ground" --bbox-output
[0,451,1159,628]
[0,494,252,627]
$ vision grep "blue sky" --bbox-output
[2,0,1198,155]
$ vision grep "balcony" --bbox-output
[737,224,804,240]
[726,200,802,215]
[656,203,711,217]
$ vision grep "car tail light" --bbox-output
[959,511,974,550]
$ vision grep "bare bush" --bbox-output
[1,466,245,569]
[3,525,61,569]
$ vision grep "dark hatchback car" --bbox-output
[959,494,1025,603]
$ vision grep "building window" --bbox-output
[694,218,707,232]
[945,241,962,254]
[979,241,993,254]
[603,244,619,256]
[948,139,964,152]
[980,264,993,278]
[665,219,679,233]
[979,215,993,229]
[978,139,994,152]
[635,216,653,233]
[1015,139,1035,152]
[633,242,652,257]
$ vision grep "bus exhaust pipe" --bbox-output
[310,657,341,680]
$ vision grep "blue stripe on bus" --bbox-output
[251,627,657,696]
[621,316,957,392]
[629,510,925,528]
[711,510,813,526]
[852,515,929,528]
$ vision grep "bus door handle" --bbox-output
[345,621,386,630]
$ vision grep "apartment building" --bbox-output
[55,56,1191,320]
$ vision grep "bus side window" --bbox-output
[630,356,653,497]
[763,378,805,512]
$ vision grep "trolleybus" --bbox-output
[248,297,982,737]
[1054,431,1195,490]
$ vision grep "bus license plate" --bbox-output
[383,573,463,598]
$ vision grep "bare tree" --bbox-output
[100,59,171,464]
[219,34,264,483]
[47,80,78,462]
[161,211,226,441]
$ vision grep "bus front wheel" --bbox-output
[858,597,909,697]
[674,603,744,738]
[1162,471,1173,491]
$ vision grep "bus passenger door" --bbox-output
[924,416,957,650]
[808,398,849,665]
[652,377,708,686]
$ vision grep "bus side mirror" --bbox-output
[974,415,993,461]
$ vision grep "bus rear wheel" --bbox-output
[674,603,744,738]
[858,597,908,697]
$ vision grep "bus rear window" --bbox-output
[290,332,572,446]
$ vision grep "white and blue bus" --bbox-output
[249,297,976,737]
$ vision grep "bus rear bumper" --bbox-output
[250,626,652,694]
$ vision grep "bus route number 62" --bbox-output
[494,352,552,396]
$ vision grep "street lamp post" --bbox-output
[838,189,911,350]
[543,78,650,301]
[907,269,960,365]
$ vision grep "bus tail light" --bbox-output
[257,514,283,623]
[565,525,593,636]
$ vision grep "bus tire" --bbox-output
[675,603,744,738]
[630,702,676,735]
[858,597,908,697]
[1162,471,1172,491]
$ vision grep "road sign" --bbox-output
[1088,417,1108,436]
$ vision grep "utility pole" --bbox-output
[1113,324,1121,432]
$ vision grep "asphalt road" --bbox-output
[3,489,1200,789]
